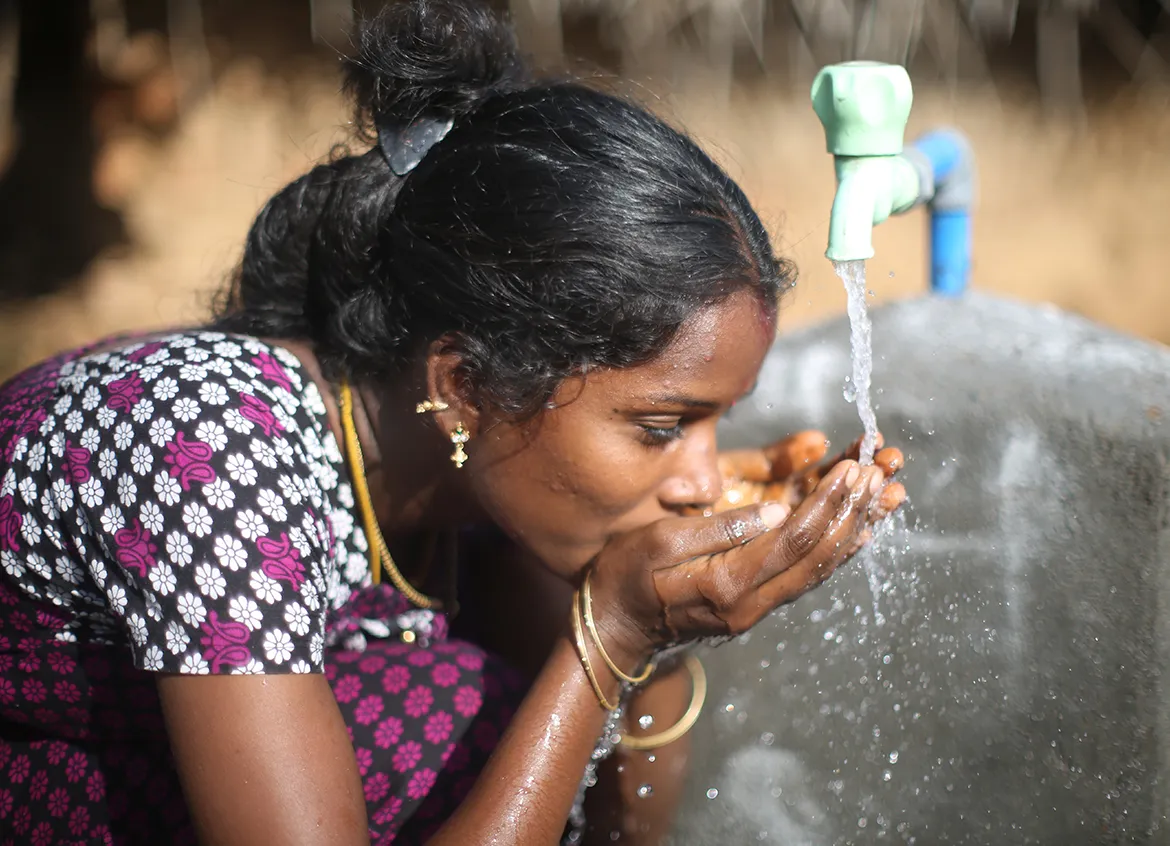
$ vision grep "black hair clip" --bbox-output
[376,114,455,177]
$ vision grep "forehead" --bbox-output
[592,289,775,401]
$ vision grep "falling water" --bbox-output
[834,260,878,465]
[835,258,885,625]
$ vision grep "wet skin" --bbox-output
[156,288,905,846]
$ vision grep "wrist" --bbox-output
[586,596,656,673]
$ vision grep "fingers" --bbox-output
[872,481,906,517]
[718,450,773,483]
[654,499,792,563]
[796,435,901,496]
[708,479,767,514]
[761,481,796,507]
[743,460,861,589]
[763,430,829,479]
[755,464,883,604]
[874,447,902,477]
[832,431,885,467]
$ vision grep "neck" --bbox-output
[350,379,481,539]
[262,339,483,544]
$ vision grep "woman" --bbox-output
[0,1,904,844]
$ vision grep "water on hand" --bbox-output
[834,259,879,465]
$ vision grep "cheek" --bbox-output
[470,414,664,538]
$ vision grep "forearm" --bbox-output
[427,631,632,846]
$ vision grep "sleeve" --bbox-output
[62,336,337,676]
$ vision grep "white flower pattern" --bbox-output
[0,332,371,675]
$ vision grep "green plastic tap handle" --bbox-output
[811,61,913,157]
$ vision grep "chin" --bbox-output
[531,538,604,580]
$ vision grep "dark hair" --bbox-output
[215,0,795,416]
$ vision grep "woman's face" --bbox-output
[465,289,777,578]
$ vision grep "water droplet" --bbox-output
[637,784,653,799]
[759,731,775,746]
[843,379,857,403]
[706,788,719,800]
[610,831,621,841]
[646,755,656,763]
[883,769,892,782]
[724,703,735,713]
[823,629,836,641]
[858,817,869,828]
[889,751,900,764]
[638,714,654,730]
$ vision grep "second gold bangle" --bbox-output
[619,654,707,751]
[582,571,655,685]
[571,586,619,711]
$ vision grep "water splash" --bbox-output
[834,259,878,465]
[857,507,912,630]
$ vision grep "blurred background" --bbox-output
[0,0,1167,382]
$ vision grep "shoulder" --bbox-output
[39,332,351,674]
[60,330,323,416]
[51,332,332,459]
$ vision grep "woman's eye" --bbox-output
[637,421,684,447]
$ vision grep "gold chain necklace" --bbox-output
[338,382,442,610]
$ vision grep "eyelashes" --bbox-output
[636,422,684,447]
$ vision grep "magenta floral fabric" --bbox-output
[0,332,527,844]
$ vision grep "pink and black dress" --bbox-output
[0,330,527,845]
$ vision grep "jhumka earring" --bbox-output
[449,423,470,469]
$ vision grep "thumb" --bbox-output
[663,500,791,563]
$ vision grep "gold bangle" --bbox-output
[571,587,619,711]
[582,571,655,685]
[619,655,707,751]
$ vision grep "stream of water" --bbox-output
[834,259,879,465]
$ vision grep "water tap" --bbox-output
[811,62,933,262]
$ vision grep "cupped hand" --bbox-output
[702,430,905,520]
[587,460,892,663]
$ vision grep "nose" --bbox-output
[658,427,722,512]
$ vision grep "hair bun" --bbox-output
[345,0,529,134]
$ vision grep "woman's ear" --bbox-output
[422,336,480,437]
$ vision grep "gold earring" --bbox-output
[449,423,470,469]
[415,399,449,414]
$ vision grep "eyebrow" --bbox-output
[634,379,762,413]
[642,395,722,411]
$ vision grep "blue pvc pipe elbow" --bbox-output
[930,210,971,297]
[909,130,976,296]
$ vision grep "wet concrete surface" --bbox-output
[669,294,1170,845]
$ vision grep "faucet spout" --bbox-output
[826,154,924,263]
[811,62,977,292]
